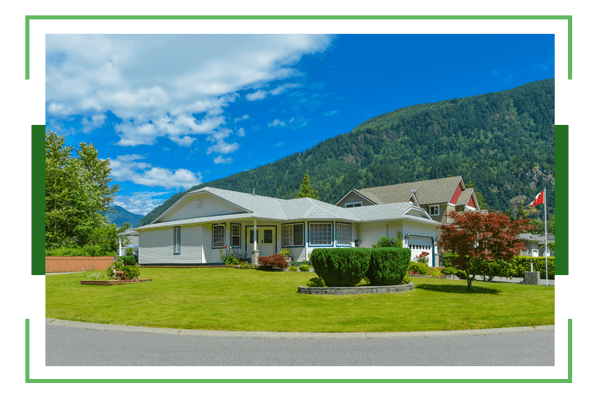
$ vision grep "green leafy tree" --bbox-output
[295,172,319,200]
[45,131,119,250]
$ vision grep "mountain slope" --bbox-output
[105,205,145,228]
[140,78,555,226]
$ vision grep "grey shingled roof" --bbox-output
[137,186,437,230]
[355,176,464,206]
[456,188,475,206]
[518,233,555,243]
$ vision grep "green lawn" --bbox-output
[46,268,554,332]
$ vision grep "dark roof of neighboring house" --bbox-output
[352,176,464,206]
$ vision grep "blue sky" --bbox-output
[46,34,554,216]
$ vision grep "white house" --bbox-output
[518,233,555,257]
[134,187,440,266]
[117,228,139,257]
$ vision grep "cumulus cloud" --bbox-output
[206,140,240,155]
[46,34,332,146]
[237,127,245,137]
[113,190,173,216]
[109,154,202,189]
[233,114,249,123]
[246,90,267,101]
[268,119,286,128]
[213,155,233,164]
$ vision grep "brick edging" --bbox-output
[298,282,415,295]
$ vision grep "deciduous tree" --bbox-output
[438,210,531,290]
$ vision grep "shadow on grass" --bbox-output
[416,282,501,295]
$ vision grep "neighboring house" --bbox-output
[518,233,555,257]
[134,187,440,267]
[335,176,481,266]
[117,228,139,257]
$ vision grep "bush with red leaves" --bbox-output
[257,253,289,269]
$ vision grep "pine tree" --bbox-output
[295,172,319,200]
[517,201,527,220]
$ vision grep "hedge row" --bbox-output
[311,248,411,287]
[443,254,555,279]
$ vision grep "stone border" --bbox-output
[298,282,414,295]
[81,279,152,286]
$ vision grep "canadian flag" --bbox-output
[529,190,544,207]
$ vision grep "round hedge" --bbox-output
[366,248,411,285]
[310,248,371,286]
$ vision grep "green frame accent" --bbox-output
[555,125,568,275]
[31,125,45,275]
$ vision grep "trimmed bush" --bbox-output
[257,254,289,269]
[512,256,555,279]
[306,277,326,287]
[310,248,371,286]
[366,248,411,285]
[428,267,442,277]
[288,265,299,272]
[123,255,137,266]
[299,264,310,272]
[409,262,430,275]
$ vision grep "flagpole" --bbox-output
[544,187,548,286]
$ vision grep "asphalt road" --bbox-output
[46,319,554,366]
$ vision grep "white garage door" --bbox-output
[407,236,433,266]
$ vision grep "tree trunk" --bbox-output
[467,276,473,290]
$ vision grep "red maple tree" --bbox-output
[438,210,531,290]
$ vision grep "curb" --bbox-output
[45,318,554,339]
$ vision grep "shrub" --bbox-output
[299,264,310,272]
[428,267,442,278]
[288,265,299,272]
[257,253,289,269]
[409,262,430,275]
[279,248,291,257]
[310,248,371,286]
[237,261,255,269]
[306,277,326,287]
[442,266,458,275]
[512,256,555,279]
[456,270,467,279]
[107,257,140,280]
[366,248,411,285]
[372,232,403,248]
[45,245,113,257]
[413,251,429,264]
[123,255,137,266]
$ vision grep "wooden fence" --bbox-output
[45,256,115,273]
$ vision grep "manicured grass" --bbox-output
[46,268,554,332]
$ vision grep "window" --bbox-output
[173,227,181,254]
[213,224,225,248]
[230,224,241,248]
[309,223,332,246]
[337,223,352,246]
[345,201,362,208]
[283,223,304,247]
[429,205,440,216]
[264,229,273,244]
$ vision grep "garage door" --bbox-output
[407,236,433,266]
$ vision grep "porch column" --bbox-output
[305,220,309,262]
[252,218,259,266]
[118,236,122,256]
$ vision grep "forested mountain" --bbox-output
[105,205,145,228]
[140,78,555,226]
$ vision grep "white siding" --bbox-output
[160,193,246,223]
[403,220,437,267]
[139,225,205,264]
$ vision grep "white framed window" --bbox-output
[230,224,241,248]
[309,222,333,246]
[213,224,225,248]
[429,205,440,216]
[345,201,362,208]
[173,227,181,254]
[283,223,304,247]
[336,223,352,246]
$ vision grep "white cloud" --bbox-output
[206,140,240,155]
[234,114,249,123]
[213,155,233,164]
[323,110,338,116]
[109,154,201,189]
[276,141,285,147]
[268,119,286,128]
[113,190,173,216]
[81,114,107,133]
[237,128,245,137]
[246,90,267,101]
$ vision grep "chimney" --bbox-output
[252,188,255,196]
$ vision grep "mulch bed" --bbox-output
[81,279,152,286]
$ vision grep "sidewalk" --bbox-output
[446,274,555,286]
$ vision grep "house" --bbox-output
[518,233,555,257]
[117,228,139,257]
[134,186,440,267]
[335,176,481,266]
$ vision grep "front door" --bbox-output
[247,227,276,257]
[259,228,275,256]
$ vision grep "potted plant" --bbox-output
[280,248,292,263]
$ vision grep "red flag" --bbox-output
[529,191,544,207]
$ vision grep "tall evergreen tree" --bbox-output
[295,172,319,200]
[517,201,527,220]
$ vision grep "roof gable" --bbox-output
[355,176,464,206]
